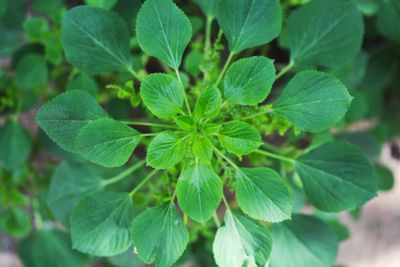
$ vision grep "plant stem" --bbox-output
[255,149,295,164]
[213,145,239,170]
[121,120,178,129]
[238,108,272,121]
[127,67,142,82]
[204,16,213,52]
[221,193,231,210]
[141,133,159,137]
[275,61,295,80]
[174,68,192,116]
[102,160,146,186]
[215,52,234,86]
[213,212,221,227]
[129,169,159,197]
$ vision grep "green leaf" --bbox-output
[376,0,400,44]
[192,135,213,162]
[15,54,48,90]
[85,0,118,9]
[213,210,272,267]
[140,73,184,119]
[0,208,31,238]
[0,120,31,171]
[216,0,281,54]
[146,131,187,169]
[18,230,85,267]
[136,0,192,68]
[270,214,338,267]
[175,116,194,131]
[218,121,261,155]
[236,167,292,222]
[47,161,104,226]
[295,141,377,212]
[224,56,275,106]
[193,0,217,17]
[32,0,63,14]
[131,203,189,267]
[23,17,49,42]
[176,163,222,223]
[66,73,98,96]
[35,90,109,152]
[273,70,352,133]
[70,191,134,256]
[375,164,394,191]
[75,119,141,167]
[194,86,222,120]
[280,0,363,68]
[62,6,131,74]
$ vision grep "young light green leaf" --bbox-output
[0,120,31,171]
[146,131,187,169]
[175,116,194,132]
[192,135,213,162]
[0,208,31,238]
[236,167,292,222]
[213,210,272,267]
[218,121,261,155]
[224,56,275,106]
[280,0,363,68]
[270,215,338,267]
[35,90,109,152]
[85,0,118,9]
[15,54,48,90]
[18,230,85,267]
[140,73,184,119]
[62,6,131,74]
[216,0,281,54]
[193,0,217,17]
[376,0,400,44]
[273,70,352,133]
[136,0,192,68]
[48,161,104,226]
[194,86,222,120]
[131,203,189,267]
[295,141,377,212]
[75,119,141,167]
[70,192,134,256]
[176,163,222,223]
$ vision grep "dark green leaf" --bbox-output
[376,0,400,43]
[140,73,185,119]
[136,0,192,68]
[213,210,272,267]
[224,56,275,106]
[62,6,131,74]
[295,141,377,212]
[71,192,134,256]
[193,0,217,17]
[66,73,98,96]
[0,120,31,171]
[75,119,142,167]
[15,54,48,89]
[18,230,85,267]
[280,0,363,68]
[0,208,31,238]
[47,161,104,226]
[216,0,281,53]
[270,214,338,267]
[236,167,292,222]
[131,203,189,267]
[35,90,109,152]
[375,164,394,191]
[218,121,261,155]
[273,70,352,132]
[176,163,222,223]
[85,0,118,9]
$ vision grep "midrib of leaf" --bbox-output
[232,0,256,52]
[296,161,373,194]
[294,10,349,61]
[193,166,205,221]
[151,135,186,163]
[150,204,174,264]
[238,170,287,218]
[68,19,129,69]
[228,212,256,263]
[152,0,177,67]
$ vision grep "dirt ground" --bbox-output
[337,143,400,267]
